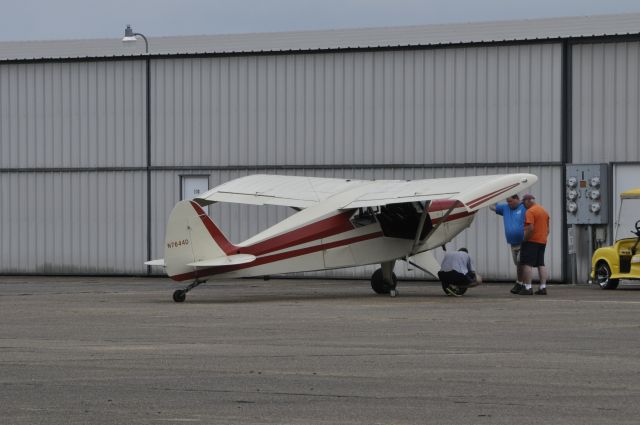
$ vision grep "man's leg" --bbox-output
[515,265,534,295]
[517,243,534,295]
[510,245,524,294]
[517,264,524,284]
[534,266,548,295]
[467,272,482,287]
[534,243,548,295]
[439,270,467,296]
[522,265,533,289]
[537,266,548,289]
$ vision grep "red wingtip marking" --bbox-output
[467,183,520,209]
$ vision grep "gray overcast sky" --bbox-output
[2,0,640,41]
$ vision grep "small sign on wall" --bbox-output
[181,175,210,215]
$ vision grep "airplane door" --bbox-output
[181,175,210,214]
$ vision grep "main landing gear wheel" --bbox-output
[595,261,619,290]
[173,290,186,303]
[370,268,398,295]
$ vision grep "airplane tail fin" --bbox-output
[164,200,238,279]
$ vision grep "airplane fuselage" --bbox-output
[169,200,475,282]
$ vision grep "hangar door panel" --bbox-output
[613,164,640,239]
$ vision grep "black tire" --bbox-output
[441,282,468,296]
[594,261,619,290]
[173,289,186,302]
[370,269,397,295]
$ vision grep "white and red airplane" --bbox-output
[147,173,537,302]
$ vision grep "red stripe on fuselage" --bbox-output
[238,210,355,256]
[170,231,384,281]
[191,201,355,257]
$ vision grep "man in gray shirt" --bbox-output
[437,248,482,297]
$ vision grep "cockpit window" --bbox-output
[377,202,432,239]
[350,202,433,239]
[350,207,379,227]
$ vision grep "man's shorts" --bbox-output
[438,270,475,287]
[510,244,521,266]
[519,241,546,267]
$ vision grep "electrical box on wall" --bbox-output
[565,164,609,224]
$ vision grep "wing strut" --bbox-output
[410,201,431,255]
[409,201,459,256]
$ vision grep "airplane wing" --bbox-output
[340,173,536,212]
[193,173,536,213]
[194,174,365,209]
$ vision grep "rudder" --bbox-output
[164,200,237,279]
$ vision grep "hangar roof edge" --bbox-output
[2,12,640,61]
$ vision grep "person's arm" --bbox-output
[524,223,534,241]
[523,209,533,240]
[492,203,506,214]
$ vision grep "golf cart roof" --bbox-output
[620,188,640,199]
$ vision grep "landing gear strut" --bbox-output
[370,261,398,297]
[172,279,205,303]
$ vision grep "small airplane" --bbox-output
[147,173,537,302]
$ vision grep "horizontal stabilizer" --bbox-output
[144,259,166,267]
[186,254,256,268]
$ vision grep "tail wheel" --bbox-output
[370,268,397,294]
[173,290,186,302]
[595,261,619,290]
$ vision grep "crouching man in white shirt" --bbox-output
[437,248,482,297]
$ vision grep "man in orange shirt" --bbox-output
[516,194,550,295]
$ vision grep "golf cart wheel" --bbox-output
[595,261,619,290]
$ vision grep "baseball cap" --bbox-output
[522,194,535,201]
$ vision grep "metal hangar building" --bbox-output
[1,13,639,282]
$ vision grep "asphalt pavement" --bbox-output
[1,276,639,424]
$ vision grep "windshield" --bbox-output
[615,198,640,240]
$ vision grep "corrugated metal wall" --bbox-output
[0,172,147,274]
[151,44,562,167]
[0,60,147,274]
[572,41,640,163]
[0,61,146,168]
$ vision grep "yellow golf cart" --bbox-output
[591,188,640,289]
